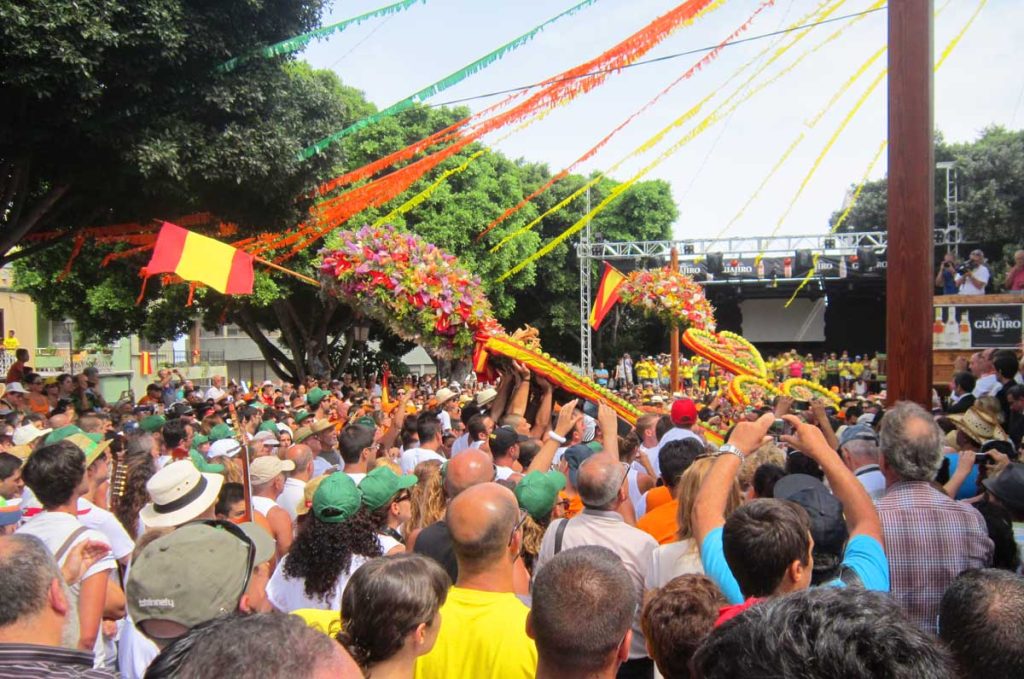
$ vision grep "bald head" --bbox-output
[577,457,626,510]
[447,482,518,570]
[445,449,494,498]
[285,445,313,478]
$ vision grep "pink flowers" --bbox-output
[618,268,716,331]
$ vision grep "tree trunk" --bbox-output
[235,307,300,382]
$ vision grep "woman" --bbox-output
[514,470,568,575]
[23,373,50,417]
[267,472,382,611]
[44,377,62,411]
[646,458,741,589]
[114,448,156,539]
[338,554,449,679]
[408,459,445,532]
[359,466,417,555]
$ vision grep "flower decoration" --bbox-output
[781,378,841,406]
[682,329,766,378]
[617,268,716,331]
[728,375,783,407]
[320,224,500,357]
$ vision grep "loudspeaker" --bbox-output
[794,250,814,276]
[706,253,724,275]
[856,247,877,271]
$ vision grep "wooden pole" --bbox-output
[886,0,934,407]
[253,256,321,287]
[670,247,680,394]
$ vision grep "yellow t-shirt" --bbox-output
[3,337,18,352]
[292,609,342,636]
[415,587,537,679]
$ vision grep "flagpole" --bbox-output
[670,247,680,394]
[253,256,321,287]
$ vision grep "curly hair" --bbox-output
[408,459,445,531]
[114,452,156,537]
[520,513,550,575]
[337,554,449,669]
[283,508,382,604]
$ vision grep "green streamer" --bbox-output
[297,0,602,160]
[218,0,425,73]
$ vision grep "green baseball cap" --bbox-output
[45,425,83,445]
[307,387,329,407]
[313,472,362,523]
[514,470,567,521]
[208,423,235,442]
[293,410,313,424]
[354,416,377,429]
[139,414,166,433]
[258,420,279,434]
[358,467,417,511]
[192,434,209,446]
[127,522,251,635]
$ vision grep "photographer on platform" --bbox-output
[955,249,990,296]
[935,252,959,295]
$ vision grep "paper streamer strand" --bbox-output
[218,0,426,73]
[297,0,603,160]
[271,0,723,260]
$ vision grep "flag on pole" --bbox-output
[139,351,153,376]
[381,366,391,408]
[145,222,255,295]
[589,262,626,330]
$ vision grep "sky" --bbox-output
[300,0,1024,242]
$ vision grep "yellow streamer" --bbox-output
[372,150,487,227]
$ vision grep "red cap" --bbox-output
[671,399,698,426]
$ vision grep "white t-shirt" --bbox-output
[277,478,307,523]
[958,264,990,295]
[438,410,452,433]
[399,447,445,474]
[450,433,471,457]
[78,498,134,562]
[204,385,227,402]
[495,465,516,481]
[118,615,158,679]
[973,373,1001,399]
[267,553,369,612]
[345,472,367,485]
[378,533,402,554]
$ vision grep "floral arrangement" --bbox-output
[618,268,716,331]
[781,378,841,406]
[728,375,783,407]
[682,328,767,379]
[320,224,500,357]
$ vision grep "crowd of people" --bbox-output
[0,341,1022,679]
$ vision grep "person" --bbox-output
[946,371,977,414]
[637,438,704,545]
[692,587,955,679]
[971,350,1001,398]
[0,452,23,501]
[5,348,29,384]
[836,423,886,501]
[148,611,360,679]
[203,375,228,404]
[277,444,314,523]
[650,399,702,478]
[359,465,417,554]
[693,413,889,618]
[16,442,122,659]
[876,402,993,632]
[1004,249,1024,291]
[490,426,528,481]
[126,520,274,649]
[956,249,991,295]
[2,330,18,354]
[139,460,224,531]
[0,534,116,677]
[939,568,1024,679]
[415,483,537,679]
[337,423,377,484]
[615,353,634,390]
[646,457,739,590]
[337,554,449,678]
[249,455,295,559]
[528,546,637,679]
[266,472,382,612]
[536,455,658,676]
[641,574,726,679]
[936,251,959,294]
[400,413,446,474]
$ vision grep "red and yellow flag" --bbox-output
[589,262,626,330]
[139,351,153,376]
[381,367,391,409]
[145,222,254,295]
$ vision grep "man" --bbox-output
[434,388,457,433]
[993,349,1019,423]
[139,459,224,531]
[615,353,634,390]
[5,348,29,384]
[956,248,990,295]
[1006,384,1024,448]
[490,426,528,482]
[0,534,116,677]
[399,413,446,474]
[127,521,274,650]
[836,423,886,501]
[249,456,295,560]
[693,587,954,679]
[277,444,314,522]
[204,375,228,404]
[939,569,1024,679]
[641,574,725,679]
[137,383,163,407]
[337,423,376,484]
[415,483,537,679]
[0,453,23,501]
[528,546,637,679]
[305,419,341,476]
[81,367,107,410]
[160,418,192,463]
[637,438,704,544]
[650,399,702,478]
[536,455,658,675]
[2,330,19,354]
[876,401,993,632]
[946,371,977,414]
[693,413,888,616]
[971,349,1001,398]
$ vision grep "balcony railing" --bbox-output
[0,347,226,377]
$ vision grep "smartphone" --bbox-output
[581,399,632,437]
[769,419,793,438]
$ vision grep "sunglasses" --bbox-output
[191,519,257,598]
[509,509,529,546]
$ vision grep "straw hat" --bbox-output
[948,406,1008,445]
[140,460,224,529]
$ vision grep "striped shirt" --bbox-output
[0,644,114,678]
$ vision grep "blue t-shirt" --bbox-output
[941,269,957,295]
[945,453,979,499]
[700,527,890,605]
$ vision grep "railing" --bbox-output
[1,348,116,376]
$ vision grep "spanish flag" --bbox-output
[589,262,626,330]
[381,367,391,409]
[145,222,254,295]
[139,351,153,376]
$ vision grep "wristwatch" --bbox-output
[717,443,745,460]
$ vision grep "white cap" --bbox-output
[208,438,243,459]
[249,456,296,485]
[252,430,280,446]
[5,382,27,395]
[13,424,51,446]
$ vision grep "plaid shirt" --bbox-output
[0,644,114,678]
[877,481,993,632]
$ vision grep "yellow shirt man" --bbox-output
[3,333,19,353]
[415,586,537,679]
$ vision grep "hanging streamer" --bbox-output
[371,150,487,226]
[298,0,603,160]
[272,0,724,260]
[476,0,777,243]
[218,0,426,73]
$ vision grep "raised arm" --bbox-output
[528,375,554,439]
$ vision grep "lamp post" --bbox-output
[65,319,75,373]
[353,321,370,384]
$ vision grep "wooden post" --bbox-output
[886,0,934,407]
[670,247,680,393]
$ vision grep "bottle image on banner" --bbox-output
[933,308,946,349]
[959,311,971,349]
[756,259,765,279]
[944,307,960,349]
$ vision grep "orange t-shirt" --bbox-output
[636,499,679,545]
[644,486,672,512]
